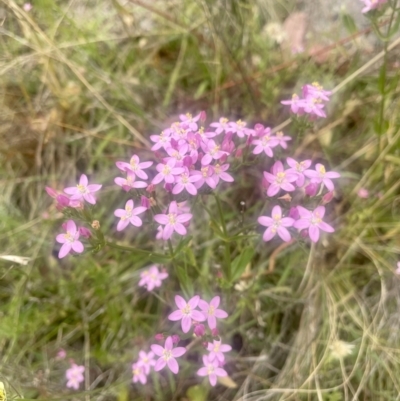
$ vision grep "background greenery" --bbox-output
[1,0,400,400]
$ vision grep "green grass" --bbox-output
[1,0,400,400]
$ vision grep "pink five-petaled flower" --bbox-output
[64,174,102,205]
[151,336,186,374]
[114,170,147,192]
[132,363,147,384]
[152,159,184,185]
[273,131,292,149]
[252,131,279,157]
[258,205,294,242]
[286,158,312,187]
[198,296,228,330]
[302,82,331,102]
[211,164,234,185]
[201,139,227,165]
[138,265,168,291]
[168,295,206,333]
[137,350,156,374]
[210,117,231,134]
[294,206,335,242]
[207,340,232,363]
[197,355,227,386]
[116,155,153,179]
[172,170,201,196]
[281,93,305,114]
[114,200,146,231]
[361,0,387,13]
[304,163,340,192]
[66,363,85,390]
[154,201,192,240]
[56,220,84,259]
[263,161,297,197]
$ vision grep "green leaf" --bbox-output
[230,248,254,283]
[341,13,357,35]
[186,384,209,401]
[175,264,193,297]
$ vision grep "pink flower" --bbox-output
[132,363,147,384]
[273,131,292,149]
[210,163,234,185]
[197,355,227,386]
[201,139,227,165]
[361,0,387,13]
[304,164,340,192]
[138,265,168,291]
[137,350,156,374]
[228,119,253,138]
[64,174,102,205]
[258,205,294,242]
[154,201,192,240]
[207,340,232,363]
[56,220,84,259]
[168,295,206,333]
[198,296,228,330]
[193,324,206,337]
[210,117,231,135]
[114,170,147,192]
[114,200,146,231]
[294,206,335,242]
[152,160,184,185]
[45,186,72,209]
[172,170,201,196]
[263,161,298,197]
[305,182,318,197]
[286,158,312,187]
[116,155,153,179]
[66,363,85,390]
[179,112,201,131]
[281,94,305,114]
[192,166,217,189]
[78,227,91,238]
[357,188,369,198]
[23,3,32,11]
[302,97,327,118]
[150,130,172,151]
[151,336,186,374]
[302,82,331,102]
[252,130,279,157]
[56,349,67,360]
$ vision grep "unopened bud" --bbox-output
[171,335,180,344]
[91,220,100,230]
[300,229,309,238]
[305,183,318,197]
[146,183,155,193]
[235,148,243,158]
[193,324,205,337]
[278,193,292,202]
[141,195,150,210]
[211,328,219,337]
[289,206,300,220]
[322,191,334,204]
[200,111,207,122]
[79,227,91,238]
[154,333,164,341]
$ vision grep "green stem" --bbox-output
[167,239,174,259]
[105,241,170,262]
[214,193,231,280]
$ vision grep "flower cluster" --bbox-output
[66,363,85,390]
[138,265,168,291]
[360,0,387,13]
[281,82,332,119]
[132,350,157,384]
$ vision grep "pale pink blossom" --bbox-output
[172,170,201,196]
[168,295,206,333]
[281,94,305,114]
[56,220,84,258]
[201,139,227,165]
[302,83,331,102]
[66,363,85,390]
[137,350,156,374]
[286,158,312,187]
[210,163,234,185]
[64,174,102,205]
[114,200,146,231]
[152,160,184,185]
[192,166,217,189]
[138,265,168,291]
[154,201,192,240]
[304,163,340,192]
[361,0,387,13]
[252,131,279,157]
[114,170,147,192]
[357,188,369,198]
[116,155,153,179]
[151,336,186,374]
[132,363,147,384]
[150,130,172,150]
[210,117,231,135]
[197,355,227,386]
[258,205,294,242]
[198,296,228,330]
[207,340,232,362]
[263,161,297,197]
[273,131,292,149]
[294,206,334,242]
[56,349,67,360]
[228,119,253,138]
[179,112,201,131]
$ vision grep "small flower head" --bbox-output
[64,174,102,205]
[294,206,335,242]
[132,362,147,384]
[168,295,206,333]
[197,355,227,386]
[138,265,168,291]
[198,296,228,330]
[114,200,147,231]
[66,363,85,390]
[258,205,294,242]
[56,220,84,259]
[151,336,186,374]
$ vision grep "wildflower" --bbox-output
[114,170,147,192]
[137,351,156,374]
[273,131,292,149]
[357,188,369,198]
[252,130,279,157]
[305,182,318,197]
[304,164,340,191]
[289,206,300,220]
[172,170,201,196]
[302,82,331,102]
[210,164,234,185]
[150,130,172,151]
[64,174,102,205]
[258,205,294,242]
[263,161,297,197]
[114,200,146,231]
[179,112,201,131]
[197,355,227,386]
[322,191,334,204]
[151,336,186,374]
[194,324,206,337]
[210,117,231,135]
[281,94,305,114]
[198,296,228,330]
[56,349,66,360]
[45,186,71,209]
[207,340,232,363]
[154,201,192,240]
[228,119,253,138]
[78,227,91,238]
[116,155,153,179]
[294,206,334,242]
[56,220,84,259]
[192,166,217,189]
[168,295,206,333]
[138,265,168,291]
[132,363,147,384]
[201,139,228,165]
[152,160,184,185]
[360,0,387,13]
[66,363,85,390]
[286,158,312,187]
[329,340,355,360]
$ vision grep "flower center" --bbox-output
[162,165,171,176]
[262,135,271,146]
[162,349,172,361]
[210,145,220,156]
[76,184,88,194]
[181,174,189,184]
[311,213,322,225]
[276,171,286,183]
[207,364,215,375]
[318,165,326,176]
[168,213,177,225]
[214,164,221,175]
[181,304,191,315]
[220,118,228,124]
[213,343,220,352]
[64,232,74,243]
[208,305,215,316]
[276,131,283,138]
[236,119,245,127]
[201,167,209,177]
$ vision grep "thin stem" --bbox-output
[167,239,174,258]
[214,193,231,280]
[105,241,170,262]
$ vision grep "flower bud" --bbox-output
[79,227,91,238]
[300,229,309,238]
[278,193,292,202]
[91,220,100,230]
[322,191,334,204]
[235,148,243,158]
[45,186,58,198]
[211,328,219,337]
[154,333,164,341]
[57,194,70,207]
[200,111,207,122]
[357,188,369,199]
[141,196,150,210]
[289,206,300,220]
[193,324,205,337]
[146,183,155,193]
[305,183,318,197]
[171,335,180,344]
